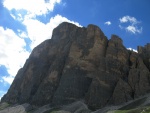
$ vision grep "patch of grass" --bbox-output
[110,106,150,113]
[0,102,10,110]
[127,106,150,113]
[119,97,147,110]
[108,110,129,113]
[114,110,128,113]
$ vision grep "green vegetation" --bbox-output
[0,102,10,110]
[119,97,147,110]
[109,106,150,113]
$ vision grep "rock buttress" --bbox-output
[2,22,150,110]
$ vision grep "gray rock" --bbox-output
[0,103,31,113]
[32,104,51,113]
[1,22,150,110]
[50,110,71,113]
[62,101,91,113]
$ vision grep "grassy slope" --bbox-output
[109,106,150,113]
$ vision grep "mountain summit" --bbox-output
[1,22,150,110]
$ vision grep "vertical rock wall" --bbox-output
[1,22,150,110]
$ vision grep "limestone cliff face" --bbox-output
[1,22,150,110]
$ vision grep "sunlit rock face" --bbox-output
[1,22,150,110]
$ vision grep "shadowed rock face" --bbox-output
[1,22,150,110]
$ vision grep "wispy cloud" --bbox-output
[127,48,138,53]
[104,21,111,25]
[61,2,67,7]
[119,25,123,29]
[119,16,142,34]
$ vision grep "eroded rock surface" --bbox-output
[1,22,150,110]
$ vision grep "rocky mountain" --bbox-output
[1,22,150,111]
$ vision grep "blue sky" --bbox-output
[0,0,150,100]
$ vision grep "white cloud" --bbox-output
[126,25,142,34]
[2,76,14,84]
[127,48,138,53]
[119,16,138,24]
[3,0,61,17]
[119,15,142,34]
[104,21,111,25]
[10,14,16,20]
[12,13,24,21]
[0,27,30,84]
[23,14,82,49]
[18,31,28,38]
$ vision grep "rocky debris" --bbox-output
[1,22,150,110]
[32,104,51,113]
[0,103,31,113]
[62,101,91,113]
[2,94,150,113]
